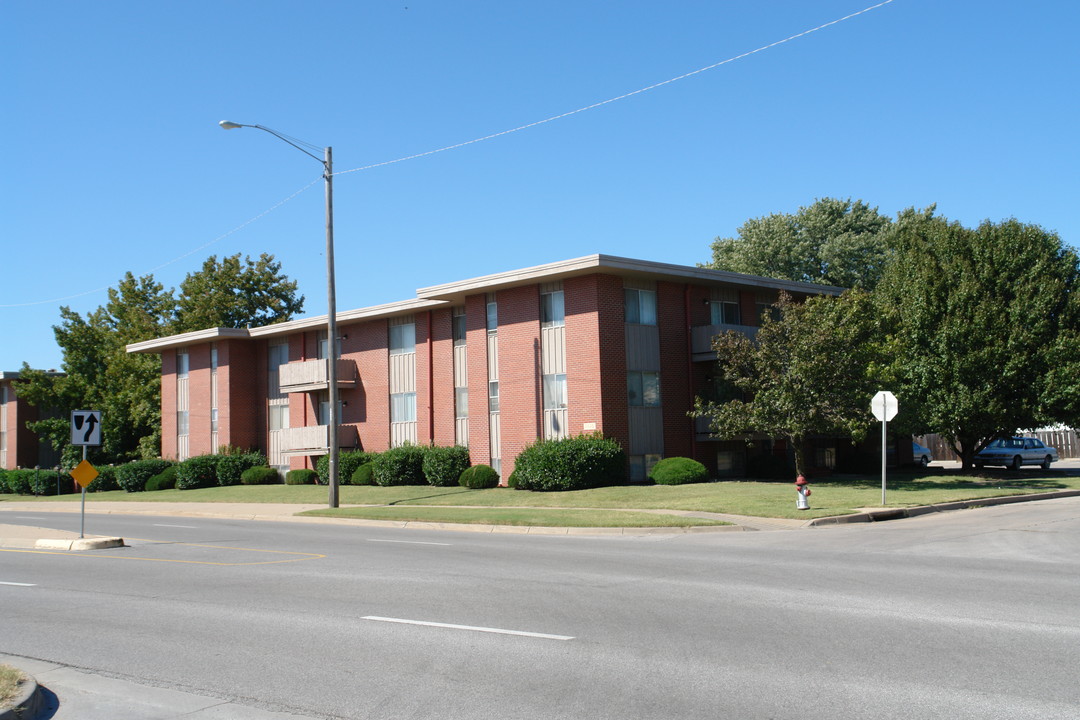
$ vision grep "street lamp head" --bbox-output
[218,120,244,130]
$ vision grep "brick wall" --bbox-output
[427,307,457,447]
[219,340,262,453]
[465,294,491,469]
[493,285,542,478]
[161,351,178,460]
[658,281,693,459]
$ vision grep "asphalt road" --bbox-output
[3,498,1080,719]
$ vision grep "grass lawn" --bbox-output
[7,467,1077,525]
[299,505,732,528]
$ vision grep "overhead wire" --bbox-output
[2,0,898,310]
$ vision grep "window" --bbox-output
[177,349,189,378]
[543,374,567,410]
[710,300,740,325]
[177,411,189,436]
[211,408,218,433]
[486,301,498,333]
[488,381,499,413]
[756,301,780,325]
[455,387,468,418]
[268,343,289,369]
[624,289,657,325]
[629,454,662,482]
[391,392,416,423]
[269,404,289,432]
[210,345,218,372]
[389,323,416,355]
[627,371,661,407]
[452,313,467,346]
[541,291,565,328]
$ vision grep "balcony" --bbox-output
[691,323,758,361]
[278,358,357,394]
[278,424,359,456]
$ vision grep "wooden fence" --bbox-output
[916,429,1079,461]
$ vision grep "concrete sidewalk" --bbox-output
[0,654,319,720]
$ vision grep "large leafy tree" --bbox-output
[875,210,1079,467]
[175,253,304,331]
[17,254,303,465]
[694,290,883,476]
[706,197,892,289]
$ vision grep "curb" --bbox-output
[0,667,42,720]
[0,537,125,551]
[807,489,1080,526]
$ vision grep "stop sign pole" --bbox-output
[871,391,898,505]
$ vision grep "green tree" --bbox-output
[706,197,892,289]
[17,254,303,464]
[875,211,1079,467]
[175,253,304,331]
[694,290,883,476]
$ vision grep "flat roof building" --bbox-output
[128,255,843,481]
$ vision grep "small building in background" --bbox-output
[0,370,61,470]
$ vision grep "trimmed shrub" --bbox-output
[351,462,375,486]
[29,468,76,496]
[372,444,427,486]
[216,452,266,487]
[507,470,519,489]
[2,469,33,495]
[241,466,281,485]
[175,455,219,490]
[0,470,8,493]
[116,459,173,493]
[316,450,376,486]
[86,465,119,493]
[649,457,709,485]
[286,469,318,485]
[146,466,178,491]
[459,464,499,489]
[512,433,626,492]
[422,445,471,487]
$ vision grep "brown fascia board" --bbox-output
[126,328,250,355]
[126,299,448,355]
[247,298,447,338]
[415,254,846,303]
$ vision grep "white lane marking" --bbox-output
[15,516,47,520]
[0,581,37,587]
[153,524,199,529]
[366,539,451,546]
[362,616,574,641]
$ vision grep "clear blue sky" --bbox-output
[3,0,1077,371]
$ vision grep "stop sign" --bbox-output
[871,391,898,422]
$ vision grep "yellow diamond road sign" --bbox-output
[71,460,99,489]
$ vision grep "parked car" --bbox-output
[912,441,932,468]
[974,437,1059,470]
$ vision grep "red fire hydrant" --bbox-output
[795,475,811,510]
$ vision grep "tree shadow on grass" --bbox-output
[386,488,476,505]
[821,469,1072,492]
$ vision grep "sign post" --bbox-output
[870,392,898,505]
[70,411,102,538]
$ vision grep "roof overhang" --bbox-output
[416,254,845,304]
[126,328,251,355]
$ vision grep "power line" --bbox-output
[334,0,898,177]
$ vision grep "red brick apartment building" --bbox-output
[127,255,842,481]
[0,371,61,470]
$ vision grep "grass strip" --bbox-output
[0,664,26,710]
[300,506,732,528]
[9,468,1079,521]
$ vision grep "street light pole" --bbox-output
[219,121,340,508]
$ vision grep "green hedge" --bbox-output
[86,465,119,493]
[24,468,75,496]
[372,444,427,486]
[241,466,281,485]
[459,464,499,489]
[216,452,266,487]
[1,469,33,495]
[512,433,626,492]
[316,450,377,486]
[146,466,178,491]
[649,457,709,485]
[175,455,219,490]
[422,445,471,487]
[351,462,375,486]
[286,469,318,485]
[116,459,173,493]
